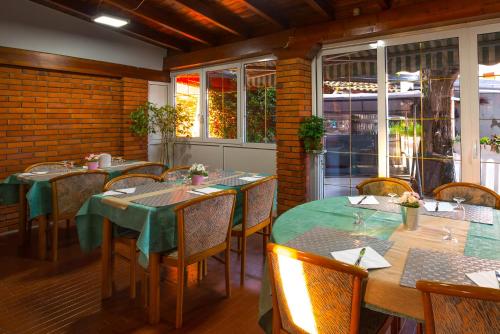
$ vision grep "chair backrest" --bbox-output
[122,162,167,176]
[160,166,190,181]
[356,177,413,196]
[267,243,368,334]
[174,190,236,261]
[50,171,108,219]
[241,176,277,230]
[416,280,500,334]
[104,174,161,191]
[433,182,500,209]
[25,162,67,173]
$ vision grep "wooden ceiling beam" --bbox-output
[377,0,392,10]
[241,0,288,29]
[173,0,248,37]
[303,0,336,19]
[101,0,215,45]
[30,0,188,51]
[164,0,500,70]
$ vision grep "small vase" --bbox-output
[191,174,204,186]
[87,161,99,170]
[401,206,419,230]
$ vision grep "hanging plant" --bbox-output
[298,116,326,153]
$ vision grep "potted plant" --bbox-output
[85,154,100,170]
[298,116,325,153]
[129,102,193,167]
[188,163,208,185]
[397,191,422,230]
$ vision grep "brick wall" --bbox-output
[0,66,148,232]
[275,58,312,213]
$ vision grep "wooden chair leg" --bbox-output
[203,258,208,277]
[240,235,247,286]
[176,266,185,328]
[129,242,137,299]
[237,237,241,253]
[225,248,231,297]
[51,220,58,262]
[141,270,149,308]
[197,261,203,281]
[416,323,423,334]
[38,215,47,260]
[262,225,269,255]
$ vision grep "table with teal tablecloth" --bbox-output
[258,196,500,333]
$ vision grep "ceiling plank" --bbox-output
[302,0,335,19]
[101,0,215,45]
[0,46,169,81]
[241,0,288,29]
[30,0,189,51]
[173,0,249,37]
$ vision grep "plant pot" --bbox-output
[401,206,420,231]
[304,137,323,152]
[191,175,204,186]
[87,161,99,170]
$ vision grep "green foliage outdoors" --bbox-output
[208,90,237,139]
[246,87,276,143]
[389,121,422,136]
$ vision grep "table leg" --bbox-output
[38,215,47,260]
[18,184,27,245]
[101,217,112,299]
[149,252,160,325]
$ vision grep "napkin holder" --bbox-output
[98,153,112,168]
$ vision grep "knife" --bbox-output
[354,247,366,267]
[435,201,439,212]
[357,196,367,205]
[496,270,500,288]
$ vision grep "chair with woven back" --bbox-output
[161,189,236,328]
[416,280,500,334]
[232,175,277,285]
[433,182,500,209]
[267,243,395,334]
[25,161,68,173]
[160,165,190,182]
[103,174,162,299]
[49,171,108,261]
[122,162,167,176]
[356,177,414,196]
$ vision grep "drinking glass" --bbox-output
[352,212,366,236]
[442,226,458,243]
[453,196,465,210]
[388,192,398,203]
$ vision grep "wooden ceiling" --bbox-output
[30,0,425,53]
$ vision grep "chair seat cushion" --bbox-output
[360,308,391,334]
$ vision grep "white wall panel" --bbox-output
[223,147,276,174]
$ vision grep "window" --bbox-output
[245,60,276,143]
[207,68,238,139]
[174,73,201,137]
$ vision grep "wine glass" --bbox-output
[352,212,366,236]
[388,192,398,203]
[453,196,465,210]
[442,226,458,243]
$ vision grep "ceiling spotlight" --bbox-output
[93,15,129,28]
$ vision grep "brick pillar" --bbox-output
[275,58,312,213]
[122,77,148,160]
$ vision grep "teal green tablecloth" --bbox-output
[76,183,245,267]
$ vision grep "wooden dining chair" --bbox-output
[161,189,236,328]
[104,174,162,299]
[232,175,277,285]
[416,280,500,334]
[122,162,167,176]
[49,171,108,261]
[160,165,190,181]
[25,161,67,172]
[267,243,393,334]
[433,182,500,209]
[356,177,414,196]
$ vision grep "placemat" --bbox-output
[420,203,494,225]
[131,188,198,207]
[349,196,400,213]
[284,226,394,258]
[400,248,500,288]
[112,182,177,198]
[216,174,263,187]
[17,170,75,182]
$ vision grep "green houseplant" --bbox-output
[129,102,193,167]
[298,116,326,153]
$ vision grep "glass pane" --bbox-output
[245,60,276,143]
[322,49,378,196]
[207,68,238,139]
[175,73,201,137]
[387,37,460,195]
[479,32,500,192]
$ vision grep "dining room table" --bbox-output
[0,160,151,259]
[257,195,500,333]
[74,170,272,324]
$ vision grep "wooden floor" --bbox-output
[0,226,420,334]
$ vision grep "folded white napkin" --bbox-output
[348,195,379,205]
[424,201,454,212]
[466,270,499,289]
[116,188,136,194]
[188,187,221,195]
[331,246,391,270]
[102,190,122,197]
[240,176,264,182]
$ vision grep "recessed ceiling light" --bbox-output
[93,15,128,28]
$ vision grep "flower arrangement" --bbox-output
[397,191,422,208]
[189,163,208,177]
[85,153,100,162]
